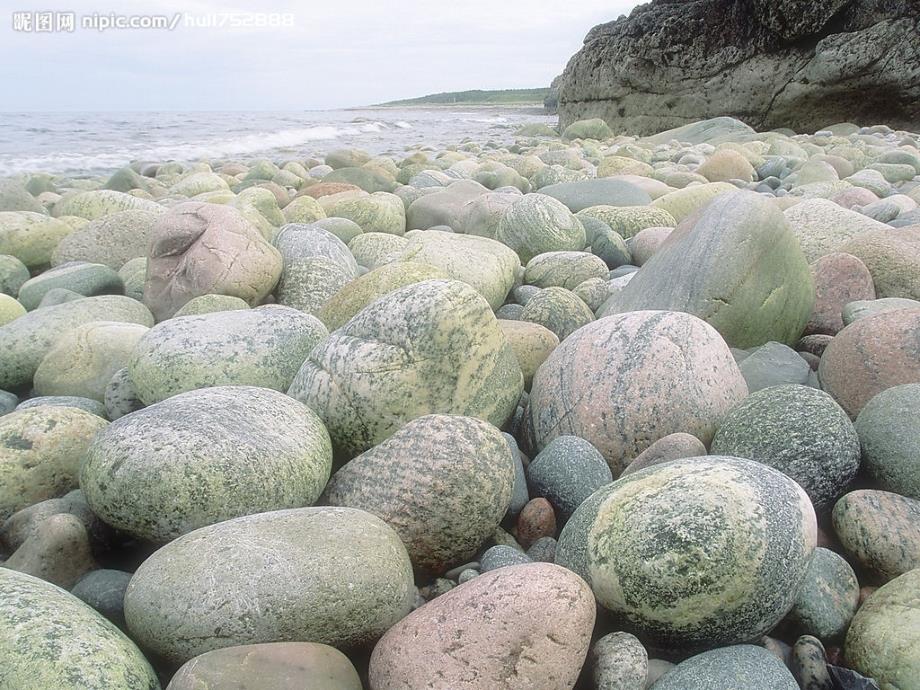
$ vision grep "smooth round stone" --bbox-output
[276,256,353,316]
[103,367,143,420]
[577,206,675,240]
[172,293,249,317]
[832,490,920,581]
[33,321,148,401]
[649,182,736,223]
[81,386,331,542]
[498,320,559,389]
[0,405,107,521]
[571,277,608,311]
[783,199,890,263]
[273,224,358,276]
[16,395,106,417]
[840,226,920,301]
[347,232,409,269]
[119,257,146,301]
[540,178,651,212]
[557,457,816,653]
[650,645,798,690]
[855,384,920,500]
[326,191,405,235]
[527,536,557,563]
[288,280,523,458]
[628,226,671,266]
[846,568,920,690]
[698,149,755,183]
[519,286,594,341]
[35,287,84,308]
[791,635,831,690]
[0,254,29,296]
[0,489,111,555]
[324,167,395,194]
[515,497,556,548]
[311,216,363,244]
[738,341,812,392]
[601,191,814,349]
[0,295,153,391]
[125,507,415,664]
[368,563,595,690]
[480,544,532,572]
[165,642,362,690]
[128,305,327,405]
[3,512,95,588]
[563,117,613,140]
[527,310,748,474]
[805,252,876,335]
[50,209,161,269]
[843,297,920,325]
[0,569,159,689]
[0,180,44,212]
[53,189,162,221]
[0,211,74,268]
[524,251,608,291]
[281,195,327,224]
[784,547,859,642]
[590,631,648,690]
[526,435,612,519]
[71,569,132,630]
[621,432,707,476]
[0,293,25,325]
[0,389,17,415]
[495,193,586,264]
[819,307,920,418]
[711,385,859,510]
[323,414,512,574]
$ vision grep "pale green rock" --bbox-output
[36,288,84,309]
[51,210,161,269]
[169,172,229,197]
[0,569,159,690]
[0,293,25,326]
[233,187,285,239]
[16,395,106,417]
[33,321,149,401]
[288,279,523,457]
[386,229,520,310]
[18,262,124,311]
[600,191,815,349]
[53,190,162,221]
[124,507,415,663]
[524,251,608,290]
[118,257,146,301]
[840,226,920,301]
[282,195,326,224]
[785,547,859,642]
[454,191,518,238]
[783,199,890,263]
[0,180,44,213]
[311,217,363,244]
[855,384,920,501]
[520,286,595,341]
[129,304,327,404]
[495,193,586,264]
[0,295,154,391]
[562,118,614,140]
[276,256,354,316]
[327,191,406,236]
[348,232,410,269]
[650,182,736,222]
[846,568,920,690]
[172,294,250,317]
[324,167,396,193]
[0,211,73,268]
[0,254,30,295]
[576,206,675,240]
[81,386,333,542]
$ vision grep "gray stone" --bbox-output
[480,544,532,572]
[650,645,798,689]
[526,436,613,519]
[785,548,859,642]
[71,569,132,630]
[103,367,144,420]
[856,384,920,500]
[739,341,812,392]
[16,396,107,418]
[540,179,652,212]
[590,631,648,690]
[0,254,30,296]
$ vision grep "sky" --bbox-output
[0,0,641,111]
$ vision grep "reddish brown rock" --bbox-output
[298,182,362,199]
[805,252,875,336]
[166,642,362,690]
[818,308,920,418]
[797,334,834,358]
[515,498,557,548]
[621,432,707,476]
[368,563,595,690]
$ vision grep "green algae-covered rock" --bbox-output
[832,490,920,581]
[348,231,409,269]
[650,645,798,690]
[33,321,149,401]
[840,226,920,301]
[600,191,814,349]
[311,216,363,244]
[80,386,332,542]
[50,209,161,270]
[498,319,559,389]
[319,261,448,331]
[577,205,675,240]
[0,295,154,391]
[558,456,816,653]
[166,642,361,690]
[277,256,354,316]
[327,191,406,236]
[783,199,889,263]
[288,279,522,458]
[169,171,229,197]
[520,286,595,341]
[856,384,920,500]
[711,384,859,510]
[124,506,414,663]
[386,229,520,310]
[524,251,608,290]
[0,569,159,690]
[18,262,124,311]
[324,166,396,193]
[129,305,327,405]
[846,568,920,690]
[53,190,162,221]
[0,253,30,295]
[495,193,586,264]
[527,310,748,474]
[323,414,513,574]
[282,194,327,224]
[0,179,44,213]
[562,118,614,140]
[0,293,25,326]
[172,293,249,317]
[784,547,859,642]
[650,182,736,223]
[0,405,108,520]
[0,211,73,268]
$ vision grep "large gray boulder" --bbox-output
[557,0,920,134]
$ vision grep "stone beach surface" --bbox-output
[0,110,919,690]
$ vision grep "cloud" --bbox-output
[0,0,641,110]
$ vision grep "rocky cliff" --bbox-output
[557,0,920,134]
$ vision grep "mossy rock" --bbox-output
[53,190,162,221]
[576,206,675,240]
[562,118,614,141]
[18,262,124,311]
[495,193,586,264]
[0,211,73,268]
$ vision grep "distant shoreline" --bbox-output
[369,88,552,110]
[353,103,549,114]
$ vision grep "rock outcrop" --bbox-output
[557,0,920,134]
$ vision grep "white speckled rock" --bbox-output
[495,193,586,264]
[0,569,159,689]
[527,310,748,474]
[368,563,595,690]
[288,279,522,458]
[557,456,816,653]
[80,386,332,542]
[650,644,798,689]
[128,305,327,404]
[124,507,415,664]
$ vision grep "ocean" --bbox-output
[0,107,556,178]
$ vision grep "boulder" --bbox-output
[0,211,73,268]
[839,225,920,301]
[498,319,559,389]
[50,210,161,269]
[495,194,586,264]
[650,645,798,689]
[805,252,876,335]
[784,199,890,263]
[855,384,920,500]
[524,251,608,290]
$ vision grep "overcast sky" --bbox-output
[0,0,641,111]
